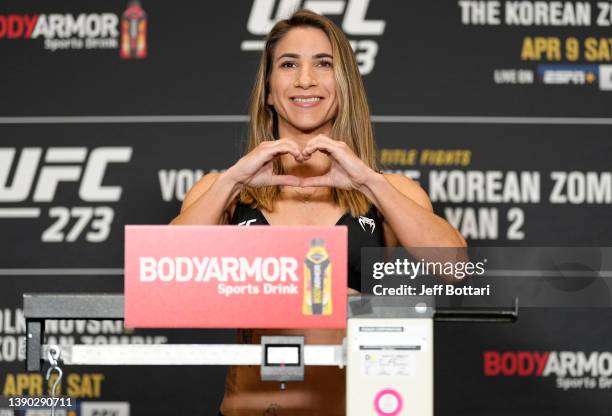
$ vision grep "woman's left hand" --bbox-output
[299,134,375,190]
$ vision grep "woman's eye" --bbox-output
[281,61,297,68]
[318,60,333,68]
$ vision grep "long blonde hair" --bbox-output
[240,9,377,217]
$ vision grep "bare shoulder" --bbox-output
[382,173,433,211]
[181,171,224,213]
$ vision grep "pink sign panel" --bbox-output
[124,225,347,328]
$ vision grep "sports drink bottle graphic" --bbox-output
[121,1,147,59]
[303,238,332,315]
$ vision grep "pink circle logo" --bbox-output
[374,388,403,416]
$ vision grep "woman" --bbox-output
[171,9,466,415]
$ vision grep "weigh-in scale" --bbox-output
[24,226,517,415]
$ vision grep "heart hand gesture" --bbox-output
[227,139,304,188]
[226,135,375,191]
[299,134,373,190]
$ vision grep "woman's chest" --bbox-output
[262,201,346,226]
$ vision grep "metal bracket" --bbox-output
[26,320,43,372]
[24,293,124,371]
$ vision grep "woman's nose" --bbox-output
[295,66,317,88]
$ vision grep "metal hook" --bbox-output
[45,365,63,397]
[45,345,62,416]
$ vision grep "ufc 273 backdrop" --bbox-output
[1,1,612,414]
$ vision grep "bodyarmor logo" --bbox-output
[0,13,120,51]
[0,147,132,243]
[242,0,386,75]
[0,14,119,39]
[484,350,612,391]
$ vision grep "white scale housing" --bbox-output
[347,301,433,416]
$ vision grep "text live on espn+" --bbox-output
[1,0,612,415]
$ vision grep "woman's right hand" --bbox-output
[225,139,303,189]
[171,139,304,225]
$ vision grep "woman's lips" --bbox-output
[290,96,323,108]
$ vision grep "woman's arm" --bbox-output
[299,135,466,248]
[362,173,466,248]
[170,171,240,225]
[170,138,303,225]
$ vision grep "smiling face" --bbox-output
[266,26,339,136]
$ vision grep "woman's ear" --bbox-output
[266,92,274,106]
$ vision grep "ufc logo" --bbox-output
[0,147,132,202]
[247,0,385,35]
